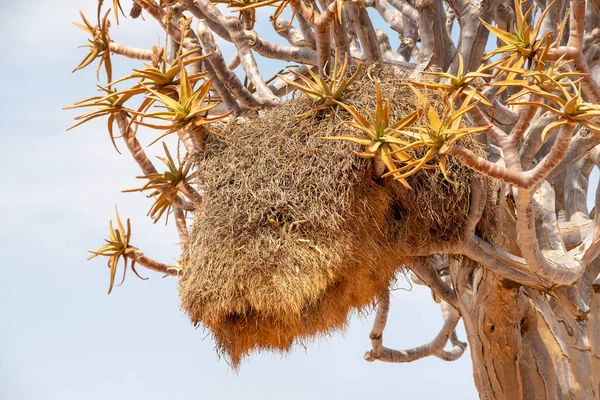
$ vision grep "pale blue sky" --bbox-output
[0,1,597,399]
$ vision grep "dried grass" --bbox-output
[179,67,497,366]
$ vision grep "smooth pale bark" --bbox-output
[110,43,153,60]
[128,247,180,276]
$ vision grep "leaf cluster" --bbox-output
[481,0,556,81]
[123,142,194,223]
[278,53,363,115]
[410,55,497,107]
[322,81,418,188]
[130,58,228,145]
[323,81,489,187]
[72,9,113,82]
[87,208,147,294]
[64,86,130,152]
[509,80,600,140]
[385,89,489,182]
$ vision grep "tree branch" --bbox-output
[196,20,262,108]
[110,43,153,60]
[549,0,600,103]
[183,0,278,104]
[365,293,466,363]
[128,247,180,276]
[409,257,460,309]
[245,31,319,65]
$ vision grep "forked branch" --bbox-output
[365,290,467,363]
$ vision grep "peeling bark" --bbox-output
[455,267,600,399]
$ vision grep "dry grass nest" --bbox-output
[179,67,499,367]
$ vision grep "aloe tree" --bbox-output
[66,0,600,398]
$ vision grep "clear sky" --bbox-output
[0,1,597,399]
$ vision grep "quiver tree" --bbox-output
[66,0,600,398]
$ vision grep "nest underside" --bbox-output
[179,67,499,366]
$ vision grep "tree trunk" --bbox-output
[454,267,600,399]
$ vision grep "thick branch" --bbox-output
[465,175,488,240]
[109,43,153,60]
[547,127,600,181]
[365,295,466,363]
[275,18,313,48]
[128,247,179,276]
[173,206,189,252]
[549,0,600,102]
[183,0,278,104]
[115,113,158,175]
[245,31,318,65]
[197,20,262,108]
[409,258,460,309]
[387,0,419,23]
[448,122,576,189]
